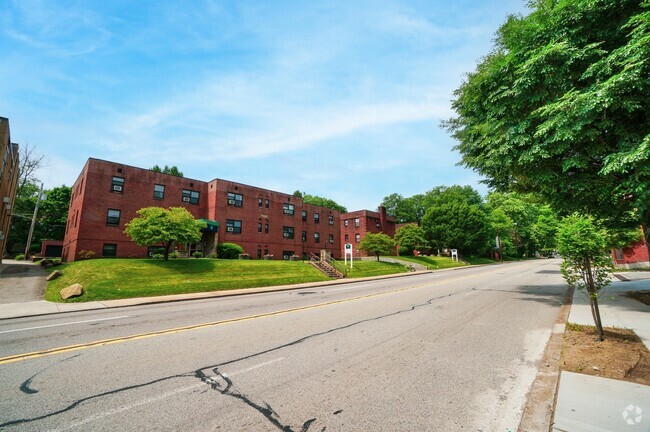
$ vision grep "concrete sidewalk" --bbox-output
[552,278,650,431]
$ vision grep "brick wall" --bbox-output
[612,229,650,269]
[63,158,341,261]
[0,117,19,261]
[339,207,396,257]
[63,159,208,261]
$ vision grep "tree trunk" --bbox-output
[164,242,172,261]
[584,257,605,341]
[592,296,605,341]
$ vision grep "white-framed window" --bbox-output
[314,232,320,243]
[328,215,334,226]
[314,213,320,223]
[283,226,294,239]
[227,192,243,207]
[106,209,121,226]
[355,233,361,243]
[182,189,200,204]
[111,176,124,193]
[283,203,295,215]
[226,219,242,234]
[153,184,165,199]
[354,218,360,227]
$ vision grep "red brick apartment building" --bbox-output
[63,158,341,261]
[339,206,396,257]
[0,117,19,262]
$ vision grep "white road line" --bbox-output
[0,316,130,334]
[47,383,204,432]
[224,357,285,377]
[46,357,286,431]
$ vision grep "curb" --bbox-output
[517,285,574,432]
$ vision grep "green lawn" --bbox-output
[45,258,408,302]
[334,260,409,278]
[462,256,498,265]
[388,255,467,270]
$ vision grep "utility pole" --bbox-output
[24,183,44,258]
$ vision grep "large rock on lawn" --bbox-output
[47,270,63,281]
[60,283,84,300]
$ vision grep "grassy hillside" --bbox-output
[45,258,407,302]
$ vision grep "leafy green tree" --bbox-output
[420,186,490,255]
[394,224,428,255]
[533,206,560,255]
[445,0,650,232]
[39,186,71,241]
[124,207,205,260]
[150,165,184,177]
[486,192,544,257]
[358,232,396,261]
[558,214,615,341]
[293,190,347,213]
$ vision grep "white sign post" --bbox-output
[344,243,354,268]
[451,249,458,262]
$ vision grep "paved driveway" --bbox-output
[0,260,46,303]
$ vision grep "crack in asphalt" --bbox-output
[2,288,466,430]
[19,354,82,395]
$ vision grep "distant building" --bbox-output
[0,117,19,262]
[612,229,650,269]
[63,158,341,261]
[339,206,396,257]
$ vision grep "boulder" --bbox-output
[39,259,53,267]
[46,270,63,281]
[60,283,84,300]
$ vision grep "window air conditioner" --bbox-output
[2,197,9,203]
[228,199,236,205]
[113,185,123,192]
[182,197,191,202]
[283,209,291,214]
[283,233,290,237]
[227,227,234,232]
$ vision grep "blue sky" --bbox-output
[1,0,528,211]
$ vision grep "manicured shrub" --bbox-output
[14,254,25,261]
[217,243,244,259]
[192,251,203,259]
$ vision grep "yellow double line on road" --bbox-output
[0,267,500,365]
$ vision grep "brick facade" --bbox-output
[63,158,341,261]
[612,228,650,269]
[339,206,396,257]
[0,117,19,262]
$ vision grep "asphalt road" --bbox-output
[0,259,566,431]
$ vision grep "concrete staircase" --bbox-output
[309,254,345,279]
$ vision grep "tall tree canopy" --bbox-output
[445,0,650,231]
[150,165,184,177]
[420,185,490,255]
[292,190,347,213]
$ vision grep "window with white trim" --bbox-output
[226,219,242,234]
[227,192,243,207]
[283,226,294,239]
[111,176,124,193]
[182,189,200,204]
